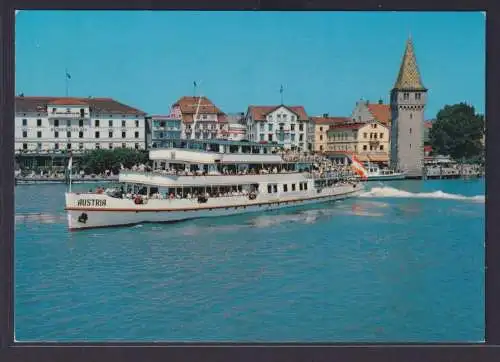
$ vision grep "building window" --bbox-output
[109,131,113,138]
[79,119,84,127]
[122,131,126,138]
[291,124,295,131]
[54,143,59,150]
[319,127,323,132]
[54,131,59,138]
[96,143,100,149]
[380,145,384,151]
[66,120,71,127]
[67,131,71,138]
[36,119,42,127]
[37,131,42,138]
[134,143,139,150]
[260,134,265,141]
[409,143,412,149]
[22,119,27,126]
[268,124,273,132]
[299,124,304,131]
[363,145,367,151]
[403,93,409,100]
[135,120,139,128]
[363,132,367,139]
[379,133,383,139]
[283,184,288,192]
[54,119,59,126]
[22,143,28,150]
[268,134,273,142]
[109,120,113,127]
[415,93,421,100]
[22,131,27,138]
[95,120,100,127]
[134,131,139,138]
[67,143,72,150]
[79,131,83,138]
[122,143,126,148]
[299,134,303,141]
[122,120,126,127]
[109,143,113,149]
[95,131,100,138]
[292,183,296,191]
[374,133,378,139]
[79,143,84,150]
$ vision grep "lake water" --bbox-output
[14,179,485,342]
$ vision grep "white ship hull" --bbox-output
[65,184,363,231]
[366,173,406,181]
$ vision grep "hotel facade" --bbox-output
[15,96,147,154]
[245,105,312,151]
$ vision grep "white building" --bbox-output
[225,112,247,141]
[245,105,311,151]
[171,96,229,140]
[15,96,147,154]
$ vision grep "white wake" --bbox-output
[360,186,485,203]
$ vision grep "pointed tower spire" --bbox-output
[393,37,426,91]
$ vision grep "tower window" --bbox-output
[410,143,412,149]
[410,113,413,119]
[415,93,421,100]
[410,128,412,134]
[403,93,409,100]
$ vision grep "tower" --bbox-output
[390,37,427,178]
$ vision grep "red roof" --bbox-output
[328,122,367,131]
[172,96,226,123]
[248,105,309,121]
[424,121,433,129]
[15,96,146,115]
[424,145,432,152]
[367,104,391,124]
[311,116,350,125]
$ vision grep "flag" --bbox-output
[66,71,71,80]
[67,157,73,171]
[280,85,283,94]
[193,81,197,87]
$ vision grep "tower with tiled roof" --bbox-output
[390,36,427,178]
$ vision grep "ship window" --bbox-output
[299,183,303,191]
[283,184,288,192]
[268,184,272,193]
[292,184,296,191]
[273,184,278,193]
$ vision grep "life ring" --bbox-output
[134,196,143,205]
[77,212,88,224]
[249,192,257,200]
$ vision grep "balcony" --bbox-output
[48,110,90,119]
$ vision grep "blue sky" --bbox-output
[15,11,485,119]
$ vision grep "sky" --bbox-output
[15,11,485,119]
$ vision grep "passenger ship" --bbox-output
[64,148,366,231]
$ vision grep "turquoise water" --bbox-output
[14,179,485,342]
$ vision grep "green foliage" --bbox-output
[78,148,149,174]
[429,103,484,162]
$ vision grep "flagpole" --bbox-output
[65,68,69,97]
[280,84,284,105]
[193,81,197,97]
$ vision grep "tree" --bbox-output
[429,103,484,162]
[78,148,149,174]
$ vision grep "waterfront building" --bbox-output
[146,113,183,149]
[350,99,391,126]
[310,114,350,153]
[244,105,312,151]
[172,96,229,140]
[326,120,391,165]
[225,112,247,141]
[15,96,147,169]
[390,37,427,177]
